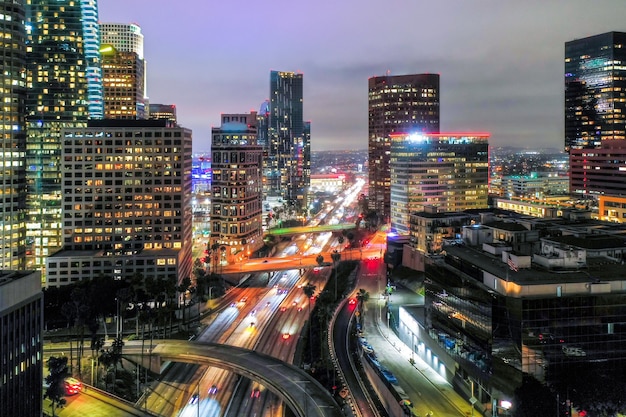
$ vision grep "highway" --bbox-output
[44,179,366,417]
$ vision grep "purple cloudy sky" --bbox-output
[99,0,625,152]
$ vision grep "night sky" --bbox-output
[99,0,625,152]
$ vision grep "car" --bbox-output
[282,333,290,340]
[189,393,199,405]
[208,385,218,395]
[297,306,303,312]
[280,306,287,312]
[348,298,357,305]
[240,296,248,303]
[251,388,261,398]
[64,377,83,395]
[262,259,269,263]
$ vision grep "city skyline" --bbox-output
[99,1,626,152]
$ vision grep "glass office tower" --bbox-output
[389,133,489,234]
[565,32,626,151]
[25,0,101,273]
[267,71,309,204]
[368,73,440,222]
[0,1,27,271]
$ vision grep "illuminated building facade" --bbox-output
[570,140,626,197]
[211,113,264,263]
[267,71,309,204]
[565,32,626,151]
[100,22,147,110]
[389,133,489,234]
[368,74,440,221]
[598,195,626,223]
[0,1,27,270]
[0,270,43,417]
[45,119,193,288]
[101,45,146,119]
[500,172,569,199]
[81,0,103,119]
[100,23,144,58]
[149,103,177,124]
[25,0,102,273]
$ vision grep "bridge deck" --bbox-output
[151,341,343,417]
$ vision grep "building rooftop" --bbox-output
[443,244,623,286]
[0,270,38,287]
[483,221,529,232]
[546,235,626,250]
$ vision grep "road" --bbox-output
[356,257,474,417]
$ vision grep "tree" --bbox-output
[316,254,324,267]
[44,356,69,417]
[219,246,227,274]
[302,283,317,363]
[356,288,369,311]
[176,276,192,326]
[338,236,346,259]
[331,250,341,300]
[512,375,557,417]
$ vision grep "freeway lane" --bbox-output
[152,341,343,417]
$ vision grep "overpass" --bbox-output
[266,223,355,237]
[151,341,343,417]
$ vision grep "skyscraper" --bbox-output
[100,23,147,115]
[100,23,144,58]
[101,44,146,119]
[0,0,27,270]
[267,71,309,204]
[25,0,102,273]
[565,32,626,151]
[389,133,489,234]
[210,112,264,263]
[368,73,440,222]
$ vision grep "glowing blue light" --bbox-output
[408,133,428,143]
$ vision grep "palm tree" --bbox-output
[44,356,69,417]
[331,250,341,300]
[316,254,324,267]
[210,242,220,274]
[302,283,316,363]
[338,236,346,259]
[356,288,370,326]
[176,276,192,326]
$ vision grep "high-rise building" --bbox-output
[101,44,146,119]
[368,73,440,221]
[210,113,264,264]
[267,71,309,204]
[0,270,43,417]
[81,0,104,119]
[0,1,27,271]
[149,103,177,124]
[570,139,626,197]
[100,23,144,58]
[565,32,626,151]
[25,0,102,274]
[100,23,147,113]
[45,119,193,287]
[389,133,489,234]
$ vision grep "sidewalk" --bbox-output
[359,296,473,417]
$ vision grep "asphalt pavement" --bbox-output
[357,271,473,417]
